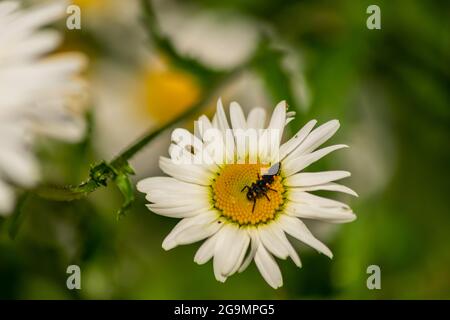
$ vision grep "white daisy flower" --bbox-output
[0,1,87,214]
[137,100,357,289]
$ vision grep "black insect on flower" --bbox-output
[241,162,281,213]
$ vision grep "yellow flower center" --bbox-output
[212,164,285,226]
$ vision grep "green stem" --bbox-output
[33,180,100,201]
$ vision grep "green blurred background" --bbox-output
[0,0,449,299]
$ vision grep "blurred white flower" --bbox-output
[153,0,260,70]
[0,1,87,214]
[340,85,396,198]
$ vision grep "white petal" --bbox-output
[255,241,283,289]
[221,228,250,276]
[230,101,247,130]
[171,128,205,155]
[159,157,213,185]
[32,110,86,143]
[279,120,317,160]
[293,182,358,197]
[145,186,207,201]
[6,30,61,62]
[285,120,340,161]
[270,225,302,267]
[162,211,218,250]
[246,107,266,129]
[0,147,40,187]
[213,225,250,279]
[215,98,229,132]
[195,115,213,141]
[283,144,348,177]
[278,215,333,258]
[215,99,235,163]
[228,232,252,275]
[268,101,287,142]
[194,232,220,265]
[213,227,232,282]
[288,190,351,209]
[145,192,209,208]
[146,204,210,219]
[285,111,296,125]
[175,220,223,246]
[3,1,66,41]
[168,142,218,172]
[0,2,19,18]
[285,171,351,187]
[238,229,259,273]
[137,176,207,194]
[285,203,356,223]
[258,226,289,260]
[230,102,252,162]
[137,177,207,201]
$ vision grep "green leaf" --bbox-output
[89,161,115,187]
[113,173,135,219]
[7,193,29,240]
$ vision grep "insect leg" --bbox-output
[241,185,250,192]
[252,198,256,213]
[264,193,270,201]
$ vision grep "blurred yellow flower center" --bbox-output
[73,0,106,10]
[212,164,284,226]
[143,69,201,124]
